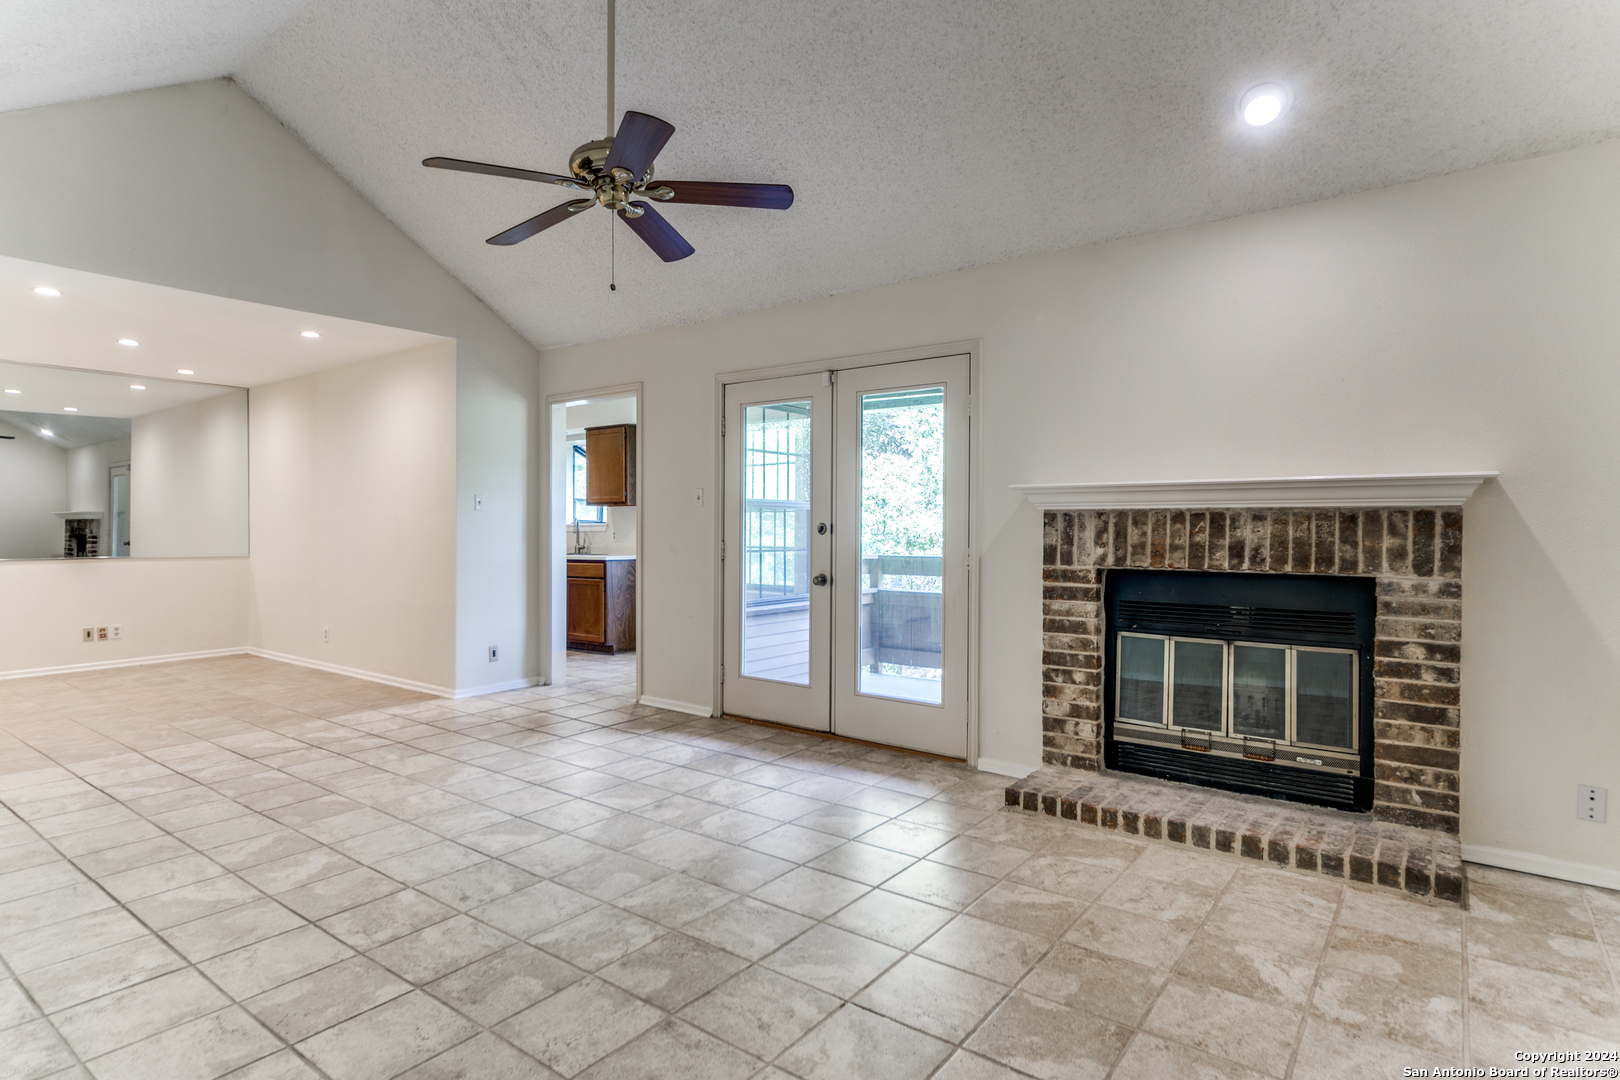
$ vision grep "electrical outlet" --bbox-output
[487,645,499,663]
[96,626,109,641]
[474,494,484,511]
[82,627,94,643]
[323,628,330,644]
[110,625,121,640]
[1578,785,1607,823]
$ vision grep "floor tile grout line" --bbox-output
[0,675,596,1079]
[1096,845,1267,1080]
[0,931,93,1079]
[5,660,996,1079]
[0,787,320,1080]
[1580,886,1620,1021]
[0,669,591,1077]
[6,656,1569,1079]
[1282,874,1350,1079]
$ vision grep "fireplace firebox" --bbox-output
[1104,569,1375,812]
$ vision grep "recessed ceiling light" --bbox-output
[300,330,320,338]
[33,286,60,297]
[177,369,194,375]
[118,338,139,347]
[63,407,77,412]
[130,384,146,390]
[40,429,52,437]
[3,389,19,395]
[1240,83,1289,126]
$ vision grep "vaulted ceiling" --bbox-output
[9,0,1620,348]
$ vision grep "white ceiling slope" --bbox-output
[0,0,313,114]
[19,1,1620,350]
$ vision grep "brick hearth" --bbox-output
[1006,765,1468,905]
[1041,506,1463,833]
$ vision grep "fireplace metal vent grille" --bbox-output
[1115,600,1357,642]
[1115,742,1360,809]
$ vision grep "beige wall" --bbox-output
[0,79,540,691]
[131,394,247,558]
[0,417,67,559]
[67,436,129,516]
[540,138,1620,880]
[0,558,249,676]
[248,341,458,692]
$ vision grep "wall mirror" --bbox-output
[0,359,248,559]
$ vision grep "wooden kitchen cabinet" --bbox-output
[567,558,636,652]
[584,424,636,506]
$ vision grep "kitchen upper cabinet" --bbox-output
[585,424,636,506]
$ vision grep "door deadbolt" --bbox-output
[812,574,829,586]
[816,522,828,535]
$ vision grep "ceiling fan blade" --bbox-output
[424,156,575,186]
[618,201,694,262]
[487,199,595,246]
[603,111,675,178]
[654,181,793,209]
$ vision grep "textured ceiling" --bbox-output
[0,0,312,113]
[14,2,1620,350]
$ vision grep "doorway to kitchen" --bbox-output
[721,352,973,758]
[547,386,641,700]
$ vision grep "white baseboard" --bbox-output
[0,647,250,681]
[638,695,714,717]
[1461,843,1620,891]
[246,649,455,698]
[452,677,541,699]
[975,756,1038,779]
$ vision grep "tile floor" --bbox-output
[0,650,1615,1080]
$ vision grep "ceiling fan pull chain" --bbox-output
[610,208,616,291]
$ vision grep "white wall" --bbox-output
[0,79,540,688]
[131,395,246,558]
[0,418,66,559]
[248,341,458,692]
[67,436,129,516]
[540,138,1620,877]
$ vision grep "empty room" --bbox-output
[0,2,1616,1079]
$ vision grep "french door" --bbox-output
[721,354,970,757]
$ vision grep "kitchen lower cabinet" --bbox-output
[567,558,636,652]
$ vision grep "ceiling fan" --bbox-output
[423,1,791,264]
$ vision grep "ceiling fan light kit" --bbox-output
[423,1,791,264]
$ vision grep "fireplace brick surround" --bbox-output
[1039,506,1463,834]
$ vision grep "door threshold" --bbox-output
[720,713,965,764]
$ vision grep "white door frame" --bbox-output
[541,381,643,699]
[712,340,983,765]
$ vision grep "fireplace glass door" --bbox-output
[1113,632,1359,752]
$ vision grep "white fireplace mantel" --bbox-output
[1010,472,1498,510]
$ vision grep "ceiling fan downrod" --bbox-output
[421,0,794,263]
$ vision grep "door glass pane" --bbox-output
[1117,635,1165,723]
[1296,650,1356,748]
[1231,645,1286,740]
[857,387,944,704]
[1171,640,1224,731]
[741,401,812,684]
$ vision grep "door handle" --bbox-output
[812,574,829,586]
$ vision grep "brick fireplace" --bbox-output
[1005,474,1494,904]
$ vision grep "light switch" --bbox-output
[694,488,704,508]
[474,494,484,511]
